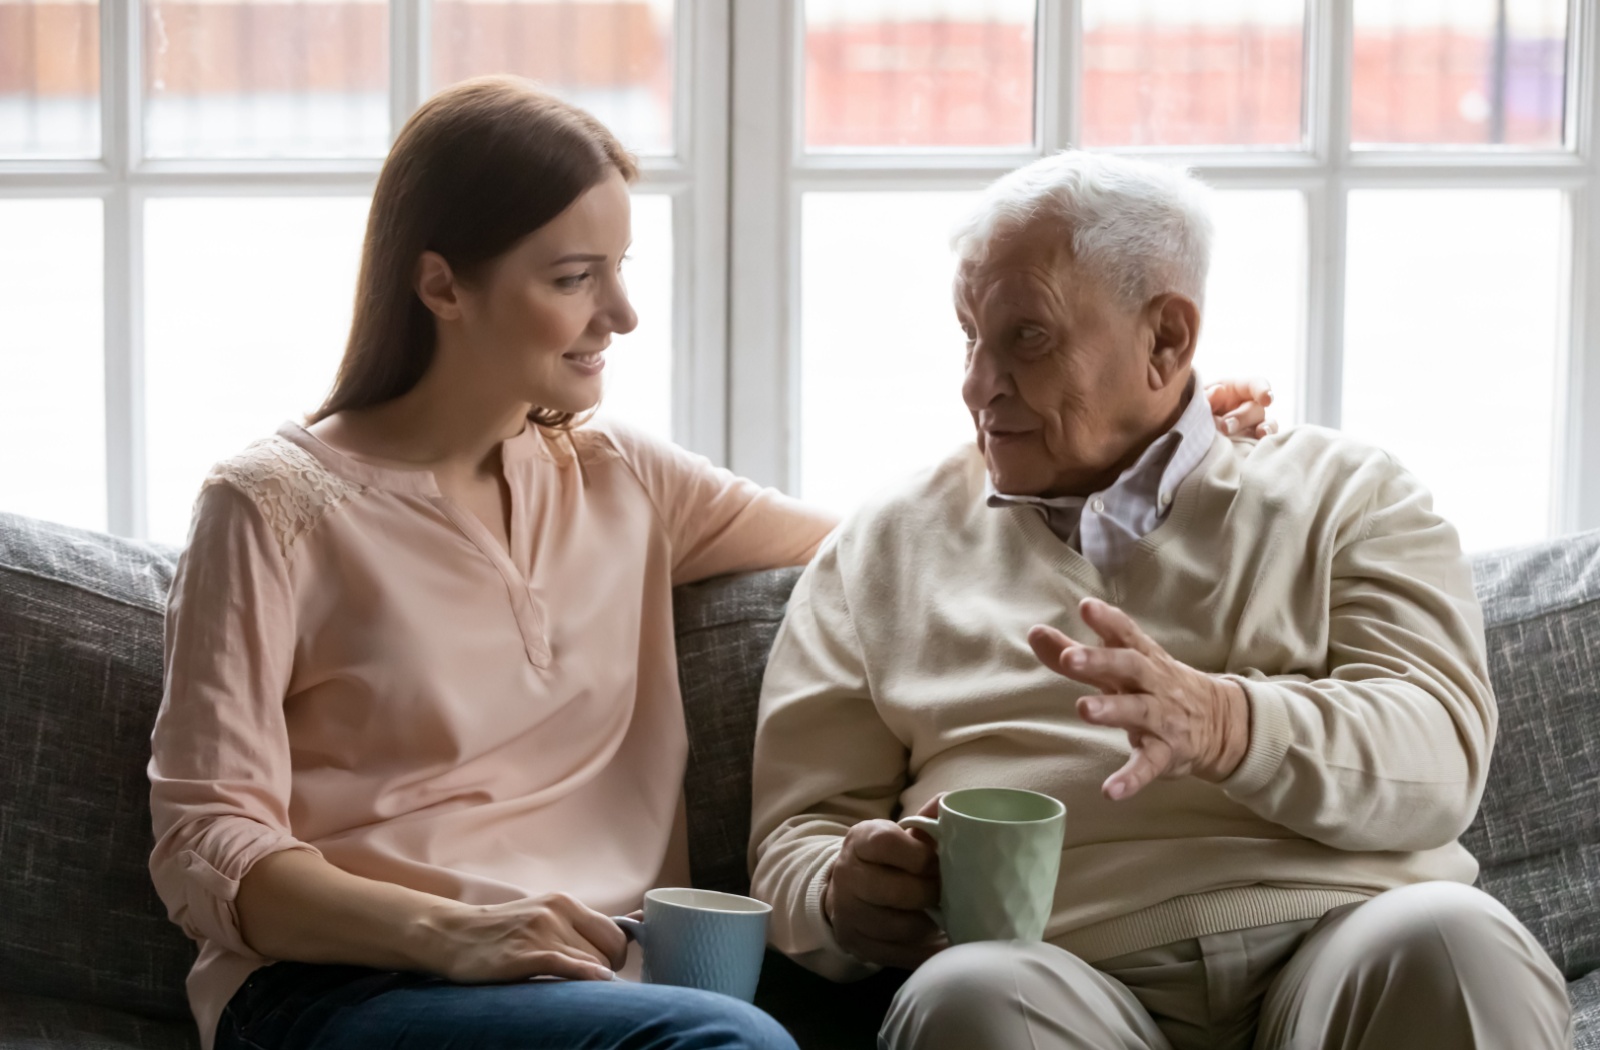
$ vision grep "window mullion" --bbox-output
[393,0,427,137]
[680,0,731,464]
[1302,0,1350,430]
[727,0,795,490]
[1571,0,1600,531]
[1035,0,1073,153]
[104,186,146,538]
[103,0,142,536]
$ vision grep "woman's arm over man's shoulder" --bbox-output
[591,420,839,584]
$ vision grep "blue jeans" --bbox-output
[215,962,799,1050]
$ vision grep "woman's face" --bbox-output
[452,169,639,415]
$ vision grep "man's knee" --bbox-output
[1332,882,1569,1029]
[892,941,1034,1015]
[881,940,1108,1050]
[1344,882,1535,972]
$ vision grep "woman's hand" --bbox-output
[1205,378,1277,439]
[418,892,628,984]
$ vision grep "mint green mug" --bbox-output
[899,787,1066,945]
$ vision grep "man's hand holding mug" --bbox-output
[823,795,945,970]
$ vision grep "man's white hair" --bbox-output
[951,150,1215,309]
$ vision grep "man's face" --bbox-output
[955,226,1163,498]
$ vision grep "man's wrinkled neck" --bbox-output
[1033,372,1196,499]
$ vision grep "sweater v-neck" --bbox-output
[1003,434,1228,604]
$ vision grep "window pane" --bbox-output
[804,0,1035,150]
[143,1,388,158]
[1200,191,1304,424]
[144,197,368,544]
[1082,0,1304,147]
[0,0,99,157]
[1352,0,1567,147]
[432,0,674,155]
[0,199,104,529]
[593,193,672,441]
[1343,190,1562,552]
[800,192,977,514]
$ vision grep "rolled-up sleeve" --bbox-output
[1220,456,1496,853]
[148,481,320,959]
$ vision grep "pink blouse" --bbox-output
[147,419,835,1048]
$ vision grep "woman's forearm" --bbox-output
[235,848,453,971]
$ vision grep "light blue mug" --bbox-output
[612,887,772,1002]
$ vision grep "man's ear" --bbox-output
[415,250,463,322]
[1145,293,1200,390]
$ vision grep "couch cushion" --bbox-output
[1573,969,1600,1050]
[0,512,192,1019]
[0,991,197,1050]
[1465,529,1600,982]
[674,567,804,896]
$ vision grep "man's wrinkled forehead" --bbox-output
[955,227,1076,311]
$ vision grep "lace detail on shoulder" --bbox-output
[200,436,366,556]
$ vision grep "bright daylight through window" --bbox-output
[0,0,1597,554]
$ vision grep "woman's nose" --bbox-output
[605,281,639,336]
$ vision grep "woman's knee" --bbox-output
[642,987,798,1050]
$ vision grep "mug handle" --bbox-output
[896,816,945,930]
[611,915,646,946]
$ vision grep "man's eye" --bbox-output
[1017,326,1045,343]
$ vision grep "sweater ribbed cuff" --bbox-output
[798,848,882,980]
[1219,676,1293,798]
[804,850,849,956]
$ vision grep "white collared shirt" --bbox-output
[984,375,1218,576]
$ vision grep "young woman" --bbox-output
[147,76,1275,1050]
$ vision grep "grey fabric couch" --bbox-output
[1,508,1596,1048]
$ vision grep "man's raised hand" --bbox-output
[1028,598,1250,801]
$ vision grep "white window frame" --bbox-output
[0,0,731,539]
[727,0,1600,536]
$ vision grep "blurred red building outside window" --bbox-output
[0,1,1569,152]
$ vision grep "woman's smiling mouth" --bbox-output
[563,350,606,375]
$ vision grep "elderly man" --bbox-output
[747,151,1572,1049]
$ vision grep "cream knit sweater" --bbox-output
[748,426,1495,981]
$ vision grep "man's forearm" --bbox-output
[1220,675,1489,852]
[751,824,878,982]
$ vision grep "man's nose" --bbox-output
[962,342,1009,412]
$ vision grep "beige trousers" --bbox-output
[880,882,1574,1050]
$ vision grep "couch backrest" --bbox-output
[2,508,1596,1020]
[0,512,191,1018]
[1462,529,1600,981]
[673,568,803,896]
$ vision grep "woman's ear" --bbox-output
[415,250,462,321]
[1146,293,1200,390]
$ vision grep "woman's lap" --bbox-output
[217,962,797,1050]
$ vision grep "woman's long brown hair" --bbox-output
[307,76,638,429]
